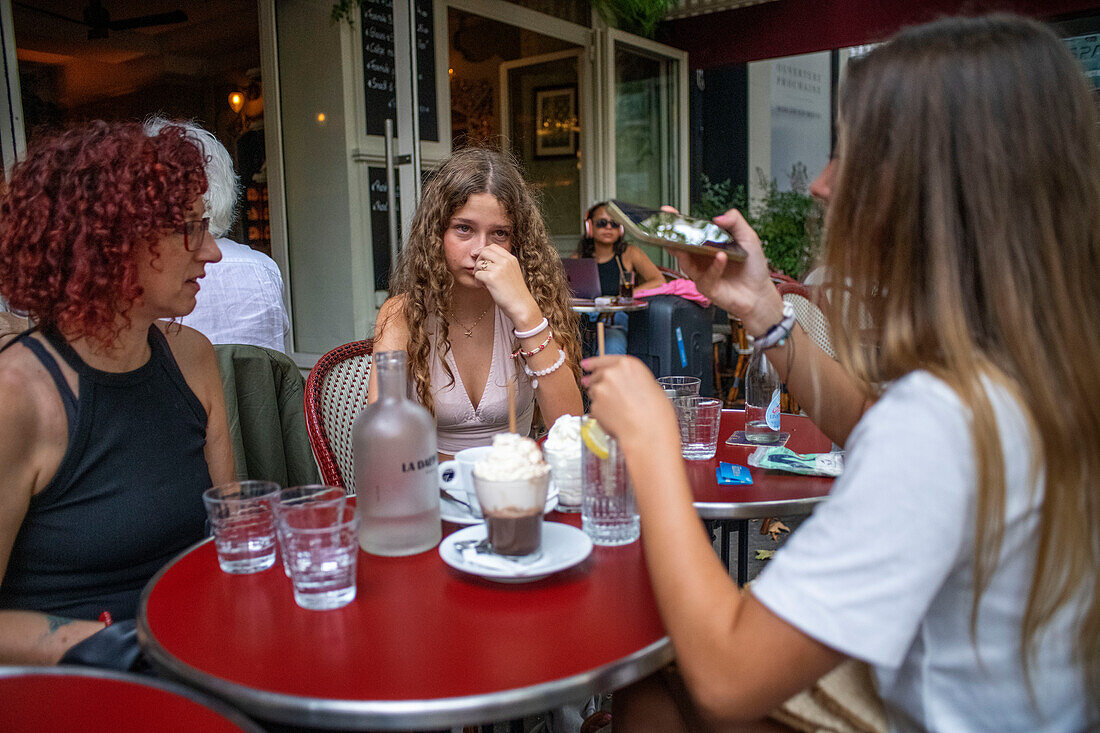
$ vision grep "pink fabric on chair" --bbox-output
[635,279,711,307]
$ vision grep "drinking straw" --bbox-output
[507,378,517,434]
[597,321,605,357]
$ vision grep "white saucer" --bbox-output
[439,487,558,526]
[439,522,593,583]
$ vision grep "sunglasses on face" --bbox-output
[180,217,210,251]
[591,218,621,230]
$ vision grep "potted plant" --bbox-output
[692,164,823,281]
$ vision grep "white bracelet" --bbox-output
[522,348,566,390]
[754,301,797,350]
[513,317,549,339]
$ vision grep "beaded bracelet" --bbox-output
[513,317,549,339]
[511,330,553,359]
[522,348,566,390]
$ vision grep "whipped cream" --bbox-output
[473,433,549,481]
[544,415,582,456]
[543,415,582,508]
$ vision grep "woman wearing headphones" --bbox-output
[575,202,664,353]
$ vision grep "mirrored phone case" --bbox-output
[607,200,747,260]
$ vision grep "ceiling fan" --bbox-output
[16,1,189,40]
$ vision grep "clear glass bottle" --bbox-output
[745,342,782,443]
[353,350,441,556]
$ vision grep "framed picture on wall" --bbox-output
[534,85,577,158]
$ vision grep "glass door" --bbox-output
[598,28,688,267]
[500,48,587,254]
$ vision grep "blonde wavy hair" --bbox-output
[384,147,581,417]
[824,15,1100,709]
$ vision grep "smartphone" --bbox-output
[606,200,747,261]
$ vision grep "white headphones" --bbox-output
[584,204,622,239]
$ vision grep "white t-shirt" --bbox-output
[753,371,1092,732]
[181,238,290,352]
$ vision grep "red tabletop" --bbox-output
[688,410,836,518]
[0,666,263,733]
[137,514,671,730]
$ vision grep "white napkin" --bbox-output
[458,545,545,575]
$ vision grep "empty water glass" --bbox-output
[657,375,701,397]
[273,486,346,576]
[203,481,280,574]
[282,503,361,610]
[675,396,723,460]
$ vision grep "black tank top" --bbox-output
[0,326,211,620]
[597,254,624,297]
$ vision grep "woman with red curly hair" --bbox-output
[0,120,234,665]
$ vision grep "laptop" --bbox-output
[560,257,603,299]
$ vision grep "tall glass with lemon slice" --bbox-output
[580,417,640,545]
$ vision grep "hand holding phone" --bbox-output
[606,200,748,261]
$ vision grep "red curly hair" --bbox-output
[0,120,207,345]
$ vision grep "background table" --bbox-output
[572,298,649,358]
[0,665,264,733]
[138,514,671,731]
[686,410,835,583]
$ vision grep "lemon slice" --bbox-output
[581,418,611,460]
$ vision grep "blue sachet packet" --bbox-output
[716,462,753,485]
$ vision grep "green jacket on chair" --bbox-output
[214,344,321,487]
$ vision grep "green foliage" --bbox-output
[592,0,678,38]
[691,174,748,221]
[691,165,823,281]
[331,0,360,26]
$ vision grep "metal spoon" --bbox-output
[440,488,470,509]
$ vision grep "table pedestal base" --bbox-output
[706,519,751,586]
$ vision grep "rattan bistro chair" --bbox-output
[777,281,835,359]
[304,339,373,494]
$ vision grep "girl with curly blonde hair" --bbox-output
[369,148,582,458]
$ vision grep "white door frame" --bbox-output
[0,0,25,176]
[598,27,690,214]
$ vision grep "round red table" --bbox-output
[137,514,671,730]
[688,410,835,518]
[687,410,836,583]
[0,665,264,732]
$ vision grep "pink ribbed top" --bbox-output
[429,307,535,454]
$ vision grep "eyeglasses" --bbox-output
[180,217,210,251]
[591,218,621,230]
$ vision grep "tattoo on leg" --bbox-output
[46,615,74,634]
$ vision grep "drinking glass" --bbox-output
[581,419,640,546]
[619,270,635,299]
[674,396,723,460]
[657,375,701,397]
[273,486,346,576]
[472,473,550,556]
[282,503,360,610]
[544,442,582,513]
[202,481,280,574]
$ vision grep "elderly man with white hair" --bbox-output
[145,118,290,352]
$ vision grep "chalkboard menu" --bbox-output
[361,0,438,141]
[369,167,401,291]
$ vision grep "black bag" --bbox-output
[58,619,150,673]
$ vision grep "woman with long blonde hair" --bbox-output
[370,148,582,457]
[584,14,1099,730]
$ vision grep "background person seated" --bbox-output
[146,118,290,353]
[574,201,664,354]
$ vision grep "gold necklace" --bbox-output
[449,305,490,338]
